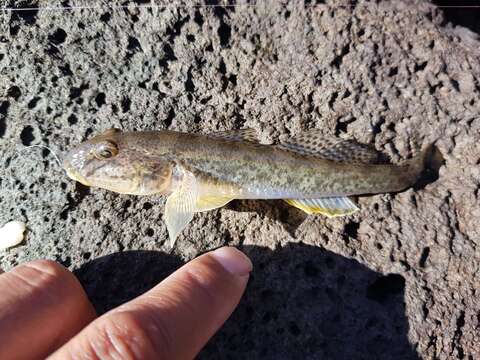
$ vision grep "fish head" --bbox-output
[63,128,174,195]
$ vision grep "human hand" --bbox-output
[0,247,252,360]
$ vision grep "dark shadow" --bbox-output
[74,250,182,313]
[432,1,480,35]
[74,245,418,359]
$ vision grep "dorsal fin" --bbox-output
[209,128,259,143]
[278,129,379,164]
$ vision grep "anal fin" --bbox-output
[285,197,359,217]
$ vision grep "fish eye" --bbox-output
[94,141,119,160]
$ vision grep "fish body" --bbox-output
[63,128,429,245]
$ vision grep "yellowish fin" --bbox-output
[196,196,234,211]
[285,197,359,217]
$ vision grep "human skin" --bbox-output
[0,246,252,360]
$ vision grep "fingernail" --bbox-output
[211,247,253,276]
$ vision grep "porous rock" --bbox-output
[0,1,479,359]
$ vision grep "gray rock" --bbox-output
[1,0,479,359]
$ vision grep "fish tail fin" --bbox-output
[405,144,433,175]
[402,143,441,188]
[407,143,444,190]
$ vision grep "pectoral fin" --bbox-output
[285,197,359,217]
[164,170,198,248]
[164,168,236,248]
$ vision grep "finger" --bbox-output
[0,260,96,359]
[51,247,252,360]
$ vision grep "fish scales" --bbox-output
[63,128,430,245]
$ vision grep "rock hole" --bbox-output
[366,273,405,303]
[69,83,88,99]
[228,74,237,86]
[93,210,100,219]
[123,199,132,210]
[218,59,228,92]
[74,182,91,201]
[450,78,460,92]
[59,208,69,220]
[185,69,195,92]
[414,61,428,73]
[10,25,20,36]
[27,97,40,109]
[83,252,92,260]
[143,202,153,210]
[100,12,111,22]
[164,108,175,127]
[146,228,154,237]
[121,97,131,112]
[335,117,356,135]
[95,92,106,107]
[0,101,10,138]
[372,116,386,134]
[388,66,398,77]
[158,43,176,68]
[200,95,212,104]
[218,20,231,47]
[344,221,359,240]
[419,246,430,267]
[59,64,73,76]
[20,125,35,145]
[84,127,93,139]
[194,10,204,26]
[49,28,67,45]
[330,44,350,69]
[186,34,195,42]
[328,91,338,109]
[127,36,141,52]
[7,86,22,100]
[67,113,78,125]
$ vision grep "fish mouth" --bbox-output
[64,167,91,187]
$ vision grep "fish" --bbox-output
[63,128,431,247]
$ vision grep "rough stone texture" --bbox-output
[1,1,479,359]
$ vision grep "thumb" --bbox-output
[49,247,252,360]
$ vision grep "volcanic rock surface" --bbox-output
[1,1,479,359]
